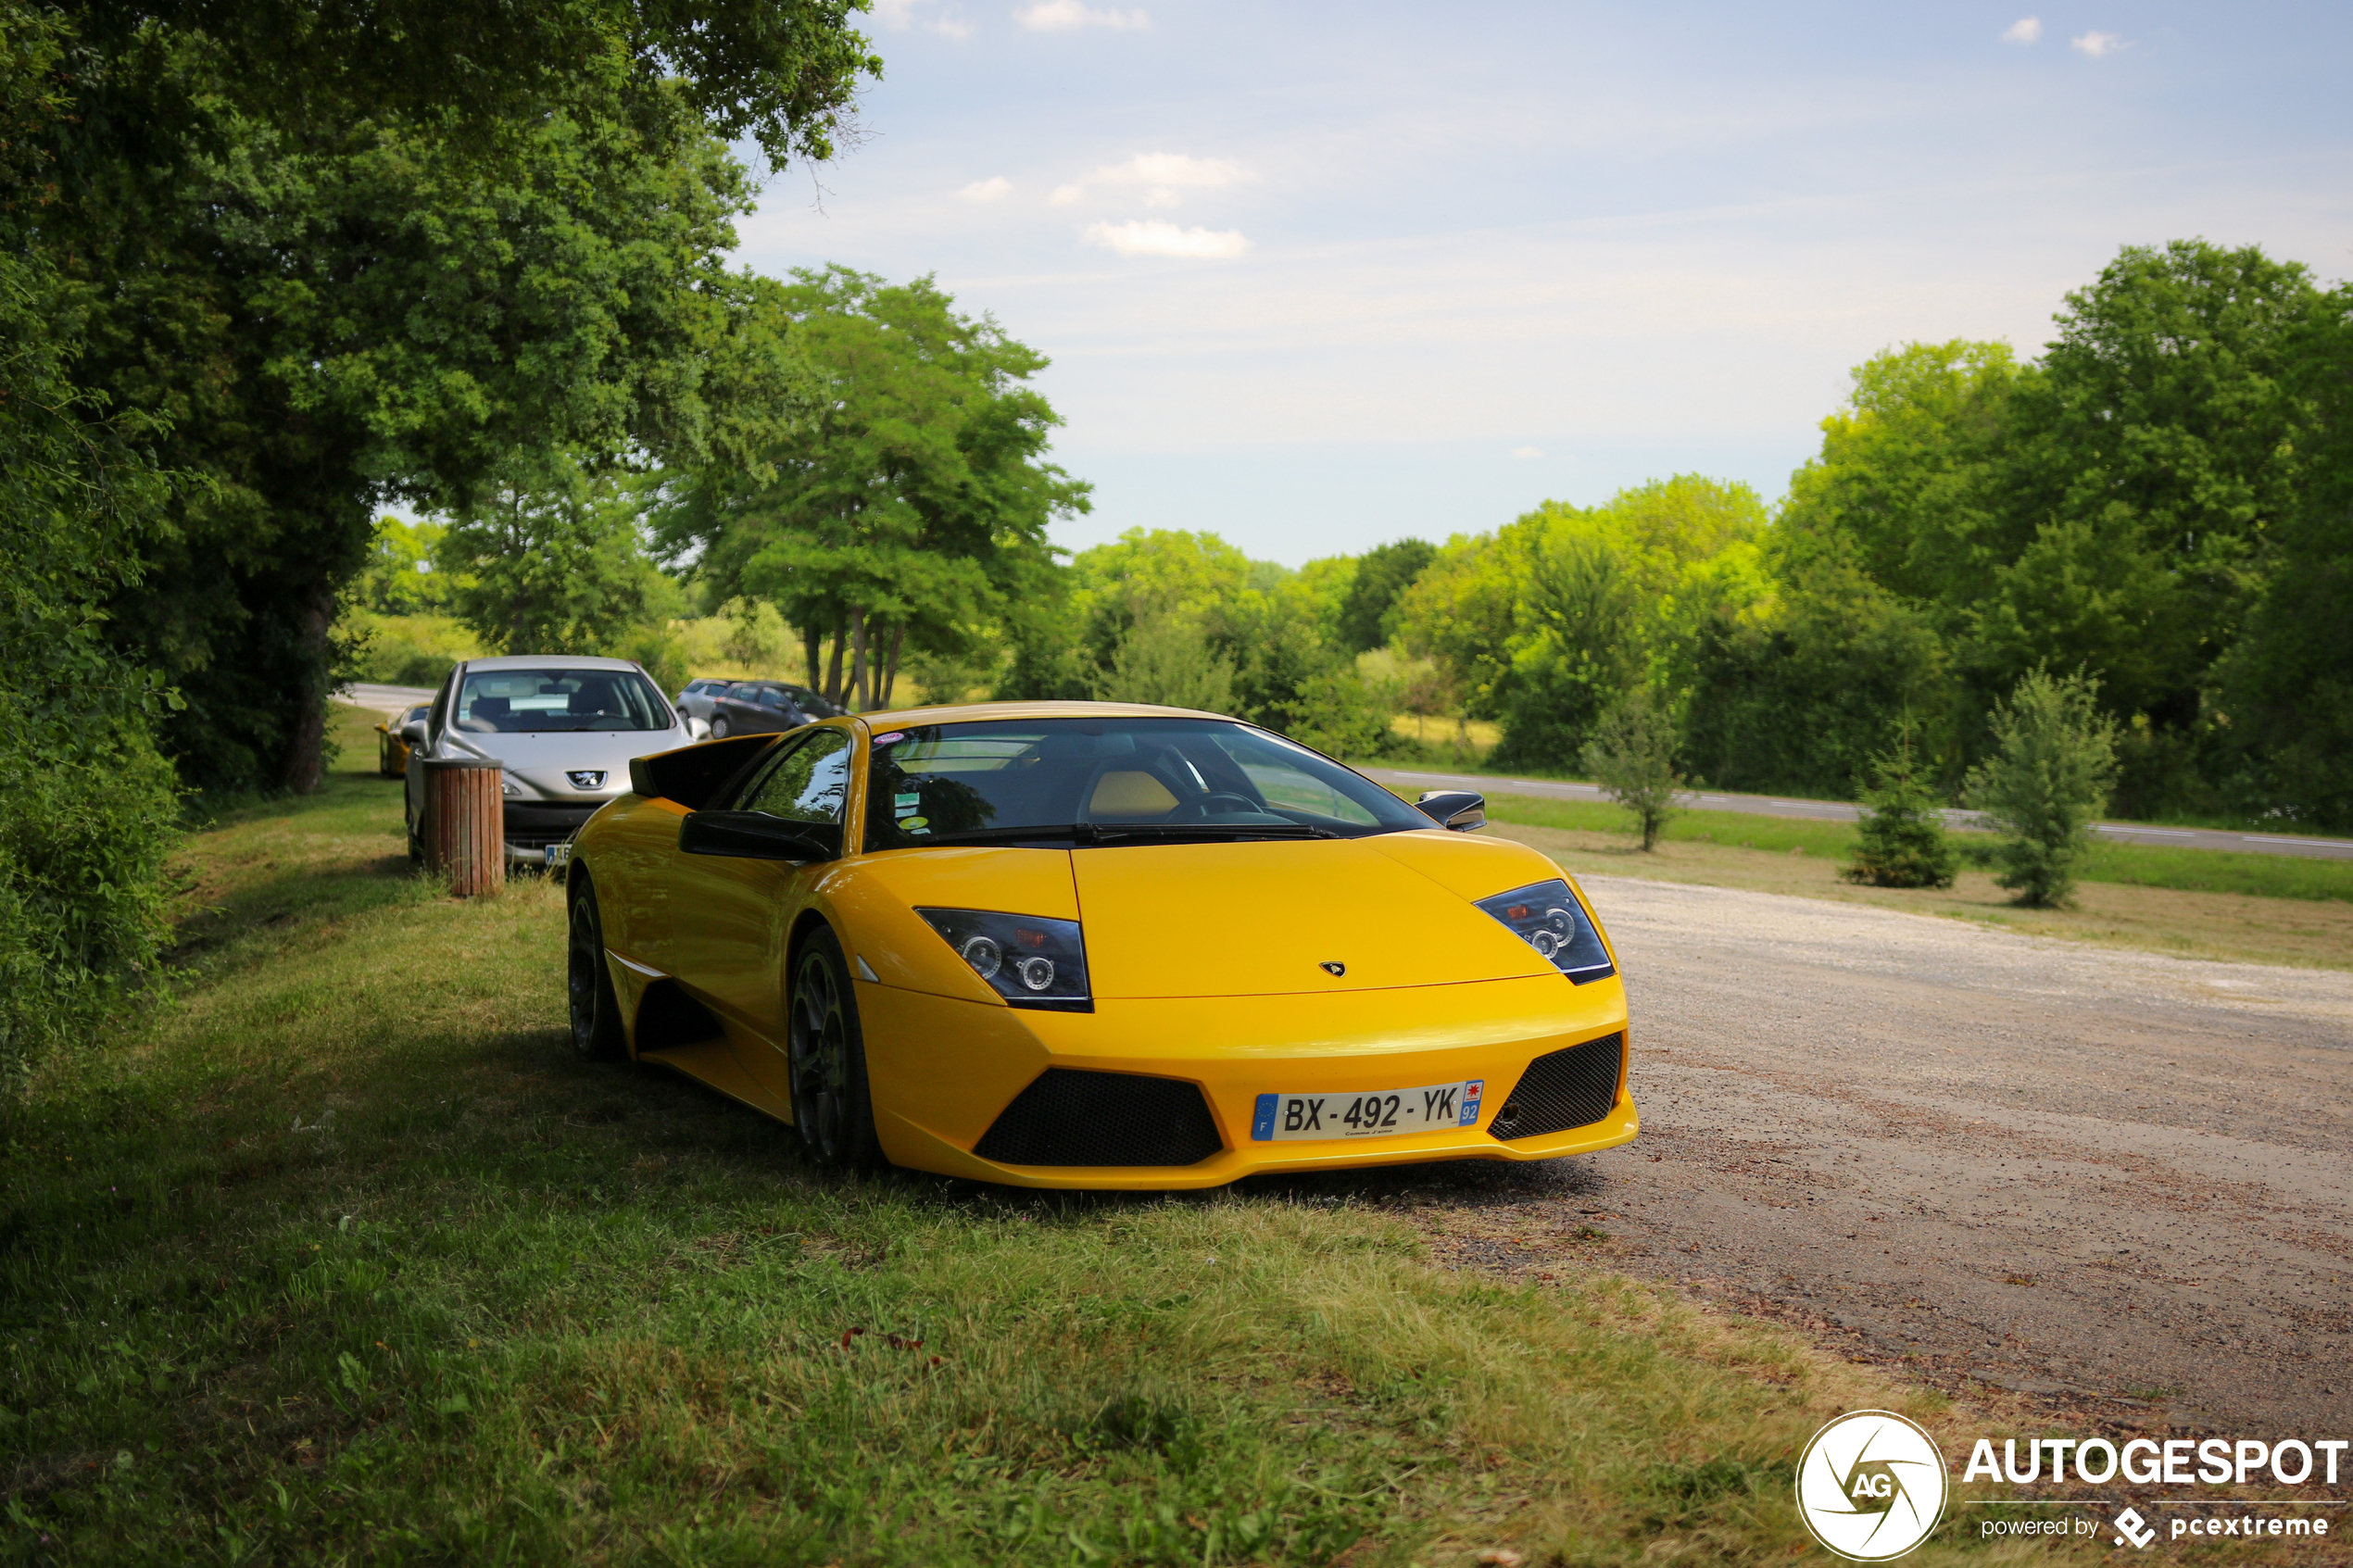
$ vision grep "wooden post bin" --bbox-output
[422,757,505,897]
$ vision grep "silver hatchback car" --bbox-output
[404,655,698,868]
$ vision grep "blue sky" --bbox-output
[729,2,2353,566]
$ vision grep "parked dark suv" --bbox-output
[705,681,848,736]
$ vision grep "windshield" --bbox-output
[863,718,1431,851]
[453,669,673,734]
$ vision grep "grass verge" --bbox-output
[1,711,2106,1563]
[1481,802,2353,972]
[1471,797,2353,907]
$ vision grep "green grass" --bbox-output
[0,713,2095,1563]
[1375,759,2353,847]
[1478,796,2353,904]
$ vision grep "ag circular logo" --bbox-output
[1795,1410,1948,1562]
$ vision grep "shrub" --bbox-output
[1964,670,2119,908]
[1580,688,1681,850]
[1090,614,1237,713]
[0,253,181,1091]
[1843,721,1957,888]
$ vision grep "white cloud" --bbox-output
[1083,220,1252,259]
[1052,152,1251,208]
[1511,446,1543,459]
[958,176,1012,203]
[2000,17,2042,44]
[2070,30,2128,57]
[1101,152,1246,189]
[1016,0,1148,31]
[873,0,975,37]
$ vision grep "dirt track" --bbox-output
[1335,873,2353,1435]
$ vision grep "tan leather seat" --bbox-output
[1088,770,1178,821]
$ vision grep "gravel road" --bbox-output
[1372,874,2353,1436]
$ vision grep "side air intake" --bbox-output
[973,1069,1224,1168]
[1488,1032,1624,1141]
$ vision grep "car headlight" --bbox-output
[916,908,1092,1012]
[1474,879,1615,982]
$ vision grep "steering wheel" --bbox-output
[1171,792,1264,822]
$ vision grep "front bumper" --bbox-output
[857,973,1636,1189]
[502,801,604,864]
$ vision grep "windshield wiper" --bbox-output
[1088,822,1338,842]
[914,821,1339,847]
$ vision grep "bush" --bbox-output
[1964,670,2119,907]
[0,253,181,1091]
[1843,722,1957,888]
[1580,688,1681,850]
[340,609,484,688]
[1091,614,1237,713]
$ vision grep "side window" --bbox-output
[429,672,454,735]
[744,729,851,823]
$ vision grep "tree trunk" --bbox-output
[882,623,903,707]
[278,575,337,795]
[803,622,821,688]
[825,619,847,705]
[849,610,869,711]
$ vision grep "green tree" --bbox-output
[33,0,872,793]
[1334,538,1435,652]
[1090,614,1236,713]
[0,9,180,1087]
[351,519,459,616]
[1580,688,1681,851]
[436,458,681,659]
[1986,243,2321,812]
[662,268,1087,710]
[1398,476,1767,771]
[1842,719,1957,889]
[1964,671,2119,908]
[2214,282,2353,828]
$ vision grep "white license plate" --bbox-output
[1251,1080,1484,1142]
[545,843,573,869]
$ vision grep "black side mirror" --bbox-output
[1416,790,1486,832]
[679,810,840,862]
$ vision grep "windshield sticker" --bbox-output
[871,732,906,747]
[902,816,928,830]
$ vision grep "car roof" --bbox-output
[855,699,1233,729]
[463,654,641,672]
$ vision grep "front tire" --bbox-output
[568,876,628,1061]
[787,926,881,1171]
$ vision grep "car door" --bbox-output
[667,725,854,1095]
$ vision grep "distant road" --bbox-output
[1364,766,2353,862]
[337,683,435,713]
[319,696,2348,863]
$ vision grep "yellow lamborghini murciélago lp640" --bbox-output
[565,703,1636,1188]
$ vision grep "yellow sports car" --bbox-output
[565,702,1636,1188]
[376,704,431,777]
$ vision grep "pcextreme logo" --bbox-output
[1796,1410,1950,1562]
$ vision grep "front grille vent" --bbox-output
[1488,1032,1624,1141]
[973,1069,1223,1168]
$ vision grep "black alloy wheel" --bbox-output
[786,926,881,1170]
[568,875,628,1061]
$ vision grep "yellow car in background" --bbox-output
[564,702,1636,1188]
[376,704,431,778]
